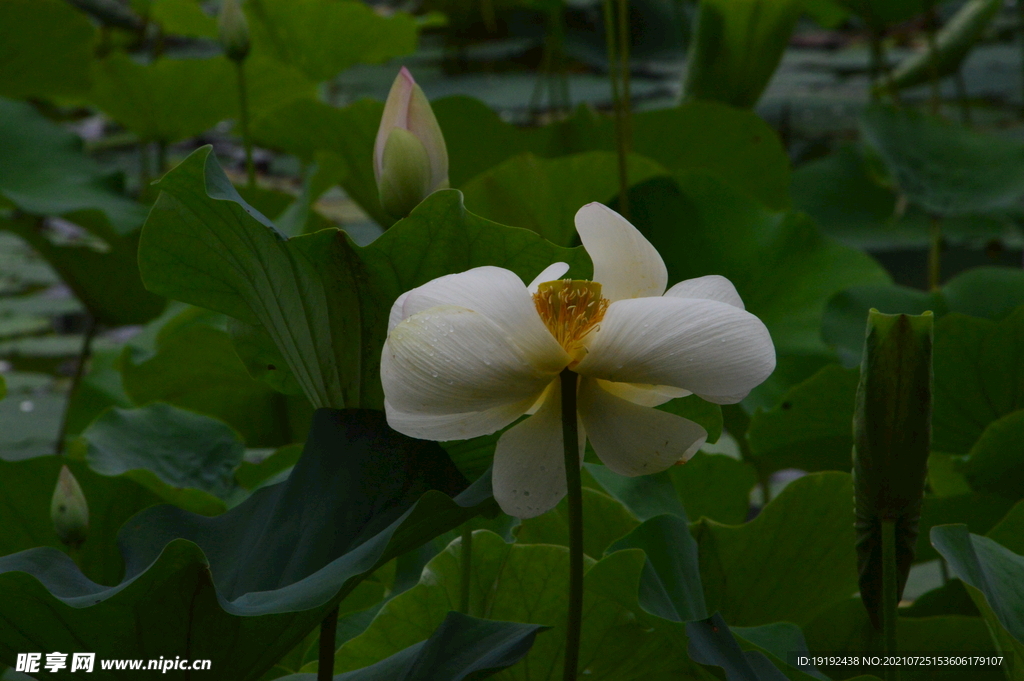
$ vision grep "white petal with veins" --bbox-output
[383,305,559,415]
[575,296,775,400]
[384,396,537,441]
[388,266,568,370]
[492,379,585,518]
[575,203,667,301]
[665,275,745,310]
[578,377,706,476]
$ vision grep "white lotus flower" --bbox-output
[382,203,776,518]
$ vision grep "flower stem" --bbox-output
[460,524,473,613]
[317,605,339,681]
[559,368,583,681]
[881,519,900,681]
[234,60,256,189]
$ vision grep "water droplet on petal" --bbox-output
[430,371,439,378]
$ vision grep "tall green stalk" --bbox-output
[925,1,942,115]
[234,61,256,188]
[559,369,583,681]
[881,520,900,681]
[603,0,630,219]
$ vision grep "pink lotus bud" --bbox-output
[374,67,449,219]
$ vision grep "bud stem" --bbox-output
[317,605,339,681]
[560,368,583,681]
[881,519,900,681]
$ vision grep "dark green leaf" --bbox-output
[330,531,714,679]
[88,52,313,143]
[628,173,889,356]
[915,493,1016,562]
[121,321,298,446]
[0,410,493,679]
[686,614,789,681]
[245,0,417,83]
[804,596,1000,681]
[278,611,545,681]
[860,104,1024,217]
[0,98,148,234]
[900,578,980,618]
[669,452,756,524]
[609,514,707,623]
[252,98,391,227]
[956,411,1024,501]
[0,0,95,99]
[514,486,640,559]
[853,312,933,629]
[931,524,1024,652]
[235,443,302,490]
[747,364,859,475]
[694,472,859,627]
[461,151,666,246]
[932,308,1024,454]
[82,403,245,515]
[823,268,1024,365]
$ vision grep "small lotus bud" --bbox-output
[218,0,250,63]
[51,465,89,548]
[374,67,449,220]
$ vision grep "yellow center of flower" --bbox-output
[533,280,609,366]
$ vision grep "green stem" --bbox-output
[234,60,256,189]
[55,316,97,455]
[928,216,942,291]
[460,524,473,614]
[881,519,900,681]
[603,0,629,219]
[560,368,583,681]
[317,605,339,681]
[616,0,633,154]
[925,1,942,116]
[1019,0,1024,118]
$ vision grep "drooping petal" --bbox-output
[384,396,536,441]
[492,378,585,519]
[596,379,690,407]
[374,67,415,182]
[528,262,570,293]
[574,203,667,301]
[382,305,559,415]
[578,378,706,476]
[664,274,745,310]
[695,389,751,405]
[391,267,569,371]
[575,296,775,402]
